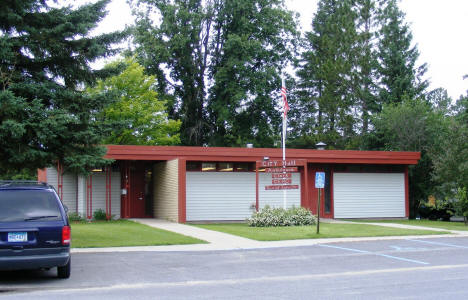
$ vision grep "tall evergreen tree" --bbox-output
[131,0,298,147]
[296,0,358,148]
[377,0,428,104]
[0,0,125,175]
[353,0,379,135]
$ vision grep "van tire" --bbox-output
[57,258,71,279]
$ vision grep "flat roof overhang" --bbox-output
[104,145,421,165]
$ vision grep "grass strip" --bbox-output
[349,219,468,231]
[193,223,449,241]
[71,219,206,248]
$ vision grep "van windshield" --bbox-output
[0,190,62,222]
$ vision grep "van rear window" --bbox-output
[0,190,62,222]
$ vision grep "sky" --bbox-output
[83,0,468,100]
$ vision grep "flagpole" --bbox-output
[281,76,287,209]
[282,113,287,209]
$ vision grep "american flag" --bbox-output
[281,77,289,117]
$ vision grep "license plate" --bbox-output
[8,232,28,242]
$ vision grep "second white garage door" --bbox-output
[333,173,405,218]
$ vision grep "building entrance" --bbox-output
[121,162,154,218]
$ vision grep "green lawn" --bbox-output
[192,223,448,241]
[351,219,468,231]
[71,220,206,248]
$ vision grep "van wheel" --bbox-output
[57,258,71,279]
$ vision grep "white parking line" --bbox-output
[407,239,468,249]
[319,244,429,265]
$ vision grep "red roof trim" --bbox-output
[104,145,421,165]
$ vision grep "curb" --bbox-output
[71,232,467,254]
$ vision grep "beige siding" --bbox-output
[153,160,179,222]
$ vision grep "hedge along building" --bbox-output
[38,145,420,222]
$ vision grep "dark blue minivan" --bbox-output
[0,181,71,278]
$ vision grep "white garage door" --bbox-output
[186,172,301,221]
[333,173,405,218]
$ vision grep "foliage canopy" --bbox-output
[88,58,181,146]
[131,0,299,147]
[0,0,126,175]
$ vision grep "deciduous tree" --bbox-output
[88,58,181,145]
[372,97,450,217]
[131,0,298,146]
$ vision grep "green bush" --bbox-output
[418,199,454,221]
[454,187,468,224]
[93,209,108,221]
[247,206,316,227]
[68,212,84,222]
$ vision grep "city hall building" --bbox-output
[38,145,420,223]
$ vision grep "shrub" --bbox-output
[93,209,108,221]
[418,198,454,221]
[68,212,84,222]
[247,206,316,227]
[454,187,468,224]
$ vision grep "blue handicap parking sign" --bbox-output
[315,172,325,188]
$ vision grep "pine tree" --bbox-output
[296,0,358,148]
[377,0,428,104]
[353,0,380,135]
[0,0,125,175]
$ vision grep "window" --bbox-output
[234,162,250,172]
[188,161,255,172]
[333,165,347,172]
[186,162,201,171]
[202,162,216,172]
[347,165,361,172]
[218,163,233,172]
[0,190,62,222]
[361,165,380,172]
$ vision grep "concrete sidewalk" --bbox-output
[132,218,264,248]
[71,218,468,254]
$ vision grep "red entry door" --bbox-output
[121,162,152,218]
[130,168,146,218]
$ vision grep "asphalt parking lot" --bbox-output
[1,236,468,299]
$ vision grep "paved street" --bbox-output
[1,236,468,299]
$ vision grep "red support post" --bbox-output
[255,163,259,212]
[122,163,130,218]
[304,163,309,209]
[105,167,112,220]
[405,165,410,218]
[57,161,63,201]
[86,175,93,220]
[178,159,187,223]
[330,166,335,218]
